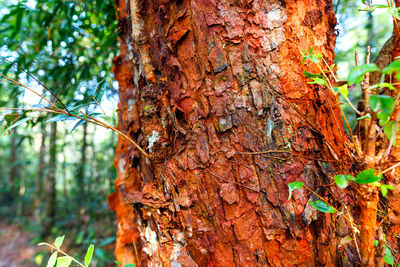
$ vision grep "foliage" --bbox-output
[39,235,136,267]
[288,15,398,242]
[0,0,120,265]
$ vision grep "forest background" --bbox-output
[0,0,394,266]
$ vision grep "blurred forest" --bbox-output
[0,0,394,266]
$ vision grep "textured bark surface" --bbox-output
[44,121,57,234]
[109,0,357,265]
[383,3,400,264]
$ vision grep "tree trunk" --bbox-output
[9,97,20,196]
[109,0,357,265]
[77,121,88,203]
[44,121,57,234]
[9,128,19,195]
[34,123,47,222]
[383,2,400,265]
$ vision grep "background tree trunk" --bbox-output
[44,121,57,235]
[76,122,88,204]
[34,123,47,223]
[110,0,356,265]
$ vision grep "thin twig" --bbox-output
[0,74,55,108]
[302,184,359,231]
[381,162,400,174]
[92,96,112,125]
[377,209,392,227]
[1,58,72,115]
[38,243,85,267]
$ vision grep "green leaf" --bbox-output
[356,114,372,121]
[374,82,397,91]
[307,77,326,86]
[288,181,304,200]
[333,84,348,98]
[76,231,84,245]
[303,71,323,78]
[85,244,94,267]
[380,184,395,197]
[47,252,57,267]
[355,169,382,184]
[334,175,355,189]
[55,256,73,267]
[3,116,33,133]
[348,63,380,85]
[309,200,336,213]
[66,99,94,111]
[123,264,136,267]
[4,113,20,126]
[46,114,70,122]
[383,60,400,75]
[115,261,121,265]
[370,95,394,114]
[384,121,398,146]
[54,235,65,249]
[369,95,395,125]
[70,119,87,133]
[384,245,394,265]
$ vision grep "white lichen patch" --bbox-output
[267,9,282,21]
[128,99,135,111]
[118,158,126,173]
[141,224,158,257]
[146,130,159,152]
[170,243,182,267]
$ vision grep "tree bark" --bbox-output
[34,123,47,222]
[44,121,57,234]
[109,0,357,265]
[382,1,400,265]
[77,121,88,203]
[9,128,19,195]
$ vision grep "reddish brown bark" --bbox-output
[382,1,400,265]
[109,0,358,266]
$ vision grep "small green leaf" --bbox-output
[383,60,400,75]
[288,181,304,200]
[3,113,33,134]
[309,200,336,213]
[348,63,380,85]
[384,121,398,146]
[55,256,73,267]
[374,82,397,91]
[115,261,121,265]
[76,231,84,245]
[333,84,348,98]
[85,244,95,267]
[303,71,323,78]
[123,264,136,267]
[370,95,394,114]
[356,114,372,121]
[369,95,395,125]
[47,252,57,267]
[380,184,395,197]
[384,245,395,265]
[355,169,382,184]
[54,235,65,249]
[334,175,355,189]
[46,114,70,122]
[307,77,326,86]
[70,119,87,133]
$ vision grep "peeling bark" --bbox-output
[381,1,400,265]
[110,0,359,265]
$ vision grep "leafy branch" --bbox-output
[0,71,150,158]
